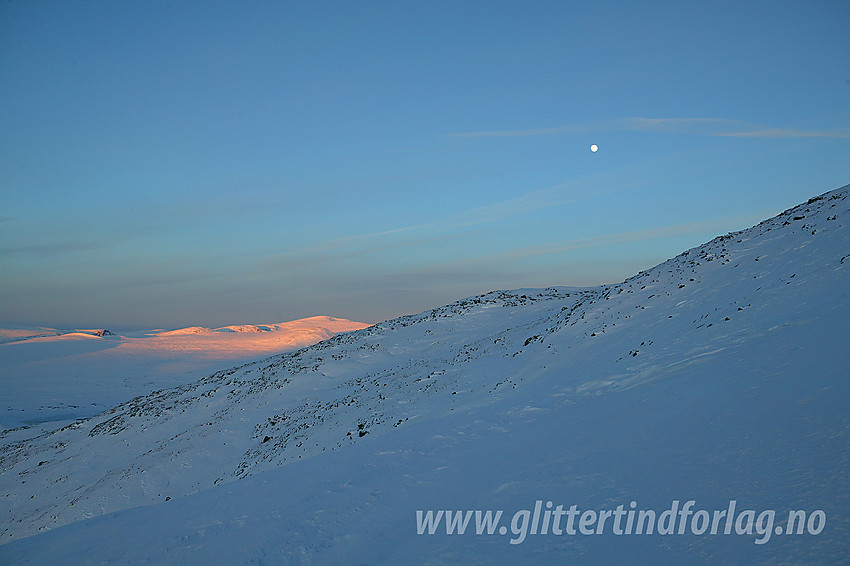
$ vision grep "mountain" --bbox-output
[1,185,848,564]
[0,316,370,430]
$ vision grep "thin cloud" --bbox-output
[509,217,745,258]
[449,117,850,139]
[0,241,102,257]
[619,117,746,135]
[258,170,644,271]
[717,128,850,139]
[260,229,474,271]
[435,171,648,229]
[449,124,597,138]
[428,212,768,271]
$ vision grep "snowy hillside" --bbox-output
[1,185,848,564]
[0,316,370,430]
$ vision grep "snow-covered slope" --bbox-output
[0,328,114,344]
[0,316,370,430]
[1,185,848,564]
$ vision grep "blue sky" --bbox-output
[1,0,848,329]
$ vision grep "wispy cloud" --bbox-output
[434,171,649,229]
[618,117,745,135]
[428,212,767,271]
[717,128,850,139]
[261,229,473,271]
[449,117,850,139]
[258,170,645,272]
[0,241,102,257]
[449,123,598,138]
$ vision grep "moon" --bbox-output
[590,144,598,153]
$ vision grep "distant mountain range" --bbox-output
[0,316,370,430]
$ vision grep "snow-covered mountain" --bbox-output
[0,316,370,430]
[1,185,848,564]
[0,327,114,345]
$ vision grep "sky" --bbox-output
[1,0,848,329]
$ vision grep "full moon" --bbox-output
[590,144,598,152]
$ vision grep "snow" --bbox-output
[1,185,848,564]
[0,316,370,430]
